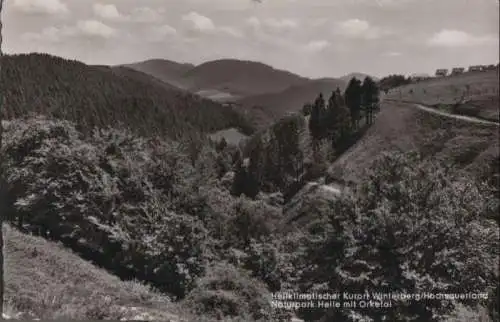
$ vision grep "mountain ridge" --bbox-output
[124,58,311,99]
[1,53,254,139]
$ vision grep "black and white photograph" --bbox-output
[0,0,498,321]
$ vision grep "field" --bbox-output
[384,70,499,122]
[327,100,499,185]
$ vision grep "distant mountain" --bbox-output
[238,78,347,128]
[182,59,310,97]
[125,58,310,100]
[340,72,378,82]
[121,59,195,89]
[1,53,254,139]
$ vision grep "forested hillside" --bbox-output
[121,59,195,89]
[0,54,498,321]
[127,58,310,99]
[0,53,254,139]
[237,78,347,128]
[1,114,497,321]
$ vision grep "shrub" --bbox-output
[183,263,272,321]
[1,116,213,299]
[297,151,499,321]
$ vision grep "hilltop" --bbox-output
[340,72,378,82]
[1,53,254,139]
[384,69,499,122]
[121,59,195,89]
[237,78,347,128]
[327,99,499,185]
[126,58,310,100]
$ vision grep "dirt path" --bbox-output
[412,103,499,126]
[383,98,499,126]
[318,99,499,198]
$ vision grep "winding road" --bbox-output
[413,103,499,126]
[382,98,499,126]
[310,99,499,199]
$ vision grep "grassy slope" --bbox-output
[328,100,499,184]
[3,224,186,321]
[5,224,253,321]
[1,53,254,139]
[385,70,499,122]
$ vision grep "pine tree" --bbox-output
[344,78,362,130]
[247,137,264,196]
[325,89,351,154]
[324,91,337,138]
[215,137,228,152]
[272,117,303,190]
[361,76,380,125]
[302,103,312,116]
[308,93,325,140]
[231,152,247,197]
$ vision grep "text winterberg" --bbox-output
[272,292,340,300]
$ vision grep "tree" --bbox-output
[308,93,325,140]
[231,152,247,197]
[231,151,259,199]
[247,137,264,196]
[344,78,362,130]
[298,152,499,322]
[271,116,304,190]
[301,103,312,116]
[361,76,380,125]
[328,89,352,154]
[215,137,228,152]
[378,74,411,92]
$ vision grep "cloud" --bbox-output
[182,12,216,32]
[265,18,299,30]
[12,0,69,15]
[180,11,242,38]
[335,19,387,39]
[22,26,67,43]
[245,16,299,32]
[383,51,402,57]
[246,16,261,29]
[76,20,117,39]
[373,0,414,7]
[427,29,498,47]
[93,4,123,21]
[131,7,164,23]
[303,40,330,53]
[148,24,178,42]
[91,5,165,24]
[21,19,118,45]
[218,26,244,38]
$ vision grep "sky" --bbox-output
[3,0,499,78]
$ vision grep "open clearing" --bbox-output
[384,70,499,122]
[328,100,499,185]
